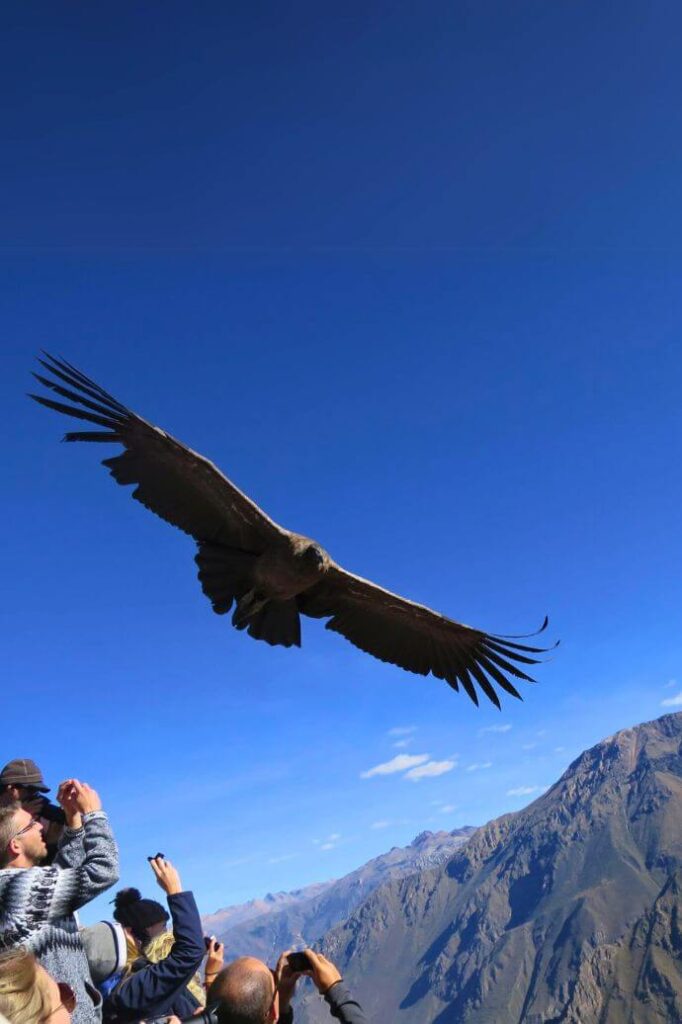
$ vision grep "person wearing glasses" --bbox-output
[207,948,367,1024]
[0,948,76,1024]
[0,780,119,1024]
[0,760,67,865]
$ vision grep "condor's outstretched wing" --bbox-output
[29,353,288,552]
[299,565,556,708]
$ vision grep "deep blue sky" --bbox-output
[3,2,682,923]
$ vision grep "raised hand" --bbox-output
[149,855,182,895]
[302,950,342,995]
[275,950,300,1009]
[205,937,224,987]
[71,781,102,815]
[57,780,82,828]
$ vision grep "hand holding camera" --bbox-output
[205,937,224,985]
[57,780,82,829]
[277,948,342,1001]
[70,780,102,815]
[300,949,342,995]
[148,854,183,895]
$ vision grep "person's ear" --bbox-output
[7,835,21,861]
[267,993,279,1023]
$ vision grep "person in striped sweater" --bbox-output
[0,779,119,1024]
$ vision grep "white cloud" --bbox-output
[222,855,256,868]
[536,729,547,737]
[360,753,429,779]
[661,690,682,707]
[392,738,412,749]
[440,803,457,813]
[478,723,512,735]
[664,679,677,689]
[268,853,296,864]
[405,759,456,782]
[522,743,537,751]
[318,831,341,851]
[371,820,391,829]
[507,785,542,797]
[387,726,417,737]
[554,746,565,753]
[465,761,492,772]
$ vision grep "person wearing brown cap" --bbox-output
[0,760,66,864]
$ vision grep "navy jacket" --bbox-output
[104,891,205,1022]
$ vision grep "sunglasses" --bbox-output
[43,982,76,1019]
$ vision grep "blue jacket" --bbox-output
[104,891,205,1022]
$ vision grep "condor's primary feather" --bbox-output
[30,353,557,709]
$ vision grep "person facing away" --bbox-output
[0,760,67,865]
[0,779,119,1024]
[0,947,76,1024]
[103,856,207,1024]
[208,948,367,1024]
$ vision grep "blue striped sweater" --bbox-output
[0,811,119,1024]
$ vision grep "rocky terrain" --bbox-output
[296,712,682,1024]
[203,827,476,962]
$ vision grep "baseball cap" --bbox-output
[0,759,50,793]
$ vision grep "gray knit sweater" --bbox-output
[0,811,119,1024]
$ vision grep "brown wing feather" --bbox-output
[29,353,287,552]
[299,565,556,708]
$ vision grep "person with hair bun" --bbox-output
[0,949,76,1024]
[111,887,169,980]
[103,856,210,1024]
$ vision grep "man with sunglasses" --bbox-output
[0,778,119,1024]
[0,759,66,865]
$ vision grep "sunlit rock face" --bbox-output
[298,713,682,1024]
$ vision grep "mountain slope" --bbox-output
[298,712,682,1024]
[204,827,476,963]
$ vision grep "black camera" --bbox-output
[36,798,66,825]
[286,951,311,973]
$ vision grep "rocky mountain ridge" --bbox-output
[298,712,682,1023]
[203,826,477,962]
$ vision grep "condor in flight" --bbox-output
[31,353,556,709]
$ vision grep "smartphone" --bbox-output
[204,936,213,950]
[286,952,311,973]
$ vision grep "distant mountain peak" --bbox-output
[298,712,682,1024]
[410,830,435,846]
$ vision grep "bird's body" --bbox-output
[31,353,556,709]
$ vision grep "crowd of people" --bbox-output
[0,759,367,1024]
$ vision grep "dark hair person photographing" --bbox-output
[103,855,211,1023]
[193,947,367,1024]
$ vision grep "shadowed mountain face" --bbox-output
[203,828,477,963]
[298,713,682,1024]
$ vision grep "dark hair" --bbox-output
[209,962,273,1024]
[112,887,168,944]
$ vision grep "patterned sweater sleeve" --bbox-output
[54,825,86,869]
[21,811,119,921]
